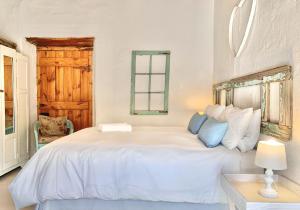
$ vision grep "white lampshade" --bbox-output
[255,140,287,170]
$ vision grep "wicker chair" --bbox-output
[34,120,74,151]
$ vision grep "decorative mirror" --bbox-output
[229,0,257,57]
[213,66,292,141]
[4,55,15,135]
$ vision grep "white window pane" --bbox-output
[233,85,261,109]
[270,82,280,123]
[220,90,227,106]
[151,75,165,92]
[150,94,164,110]
[136,55,150,73]
[135,75,149,92]
[152,55,166,73]
[135,94,148,110]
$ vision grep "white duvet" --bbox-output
[10,127,242,209]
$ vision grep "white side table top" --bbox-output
[221,174,300,210]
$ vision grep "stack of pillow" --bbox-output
[187,104,261,152]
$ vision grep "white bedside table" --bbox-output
[221,174,300,210]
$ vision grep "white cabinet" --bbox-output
[221,174,300,210]
[0,45,29,176]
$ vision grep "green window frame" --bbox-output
[130,50,170,115]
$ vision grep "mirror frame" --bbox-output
[0,45,17,137]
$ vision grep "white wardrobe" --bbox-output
[0,44,29,176]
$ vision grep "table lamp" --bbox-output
[255,140,287,198]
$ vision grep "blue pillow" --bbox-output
[197,117,228,148]
[188,113,208,134]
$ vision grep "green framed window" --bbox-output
[130,50,170,115]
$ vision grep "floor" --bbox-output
[0,168,35,210]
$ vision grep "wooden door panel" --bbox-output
[56,67,64,101]
[40,67,48,102]
[39,101,88,110]
[47,66,56,101]
[72,68,81,101]
[63,67,73,101]
[73,110,81,131]
[37,47,93,131]
[80,69,89,101]
[37,66,40,99]
[39,57,89,67]
[57,110,65,117]
[56,50,64,58]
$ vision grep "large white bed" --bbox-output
[9,65,292,210]
[10,126,259,210]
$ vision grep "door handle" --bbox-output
[0,90,3,93]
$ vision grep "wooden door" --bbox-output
[37,46,93,131]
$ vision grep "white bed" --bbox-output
[9,126,259,210]
[37,199,228,210]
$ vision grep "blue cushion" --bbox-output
[197,117,228,148]
[188,113,208,134]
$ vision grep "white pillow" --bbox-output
[218,104,233,121]
[238,109,261,152]
[205,105,225,119]
[221,107,253,149]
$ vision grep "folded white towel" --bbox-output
[98,123,132,132]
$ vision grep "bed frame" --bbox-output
[213,65,292,141]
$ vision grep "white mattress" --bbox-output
[10,126,259,209]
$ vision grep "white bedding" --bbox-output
[10,127,256,209]
[38,199,228,210]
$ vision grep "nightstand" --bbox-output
[221,174,300,210]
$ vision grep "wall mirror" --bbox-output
[229,0,257,57]
[213,66,292,141]
[4,55,15,135]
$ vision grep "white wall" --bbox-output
[213,0,236,82]
[0,0,215,153]
[214,0,300,184]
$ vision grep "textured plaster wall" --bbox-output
[213,0,236,80]
[0,0,214,154]
[214,0,300,183]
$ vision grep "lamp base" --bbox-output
[258,168,278,198]
[259,188,278,198]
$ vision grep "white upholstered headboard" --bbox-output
[213,65,292,141]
